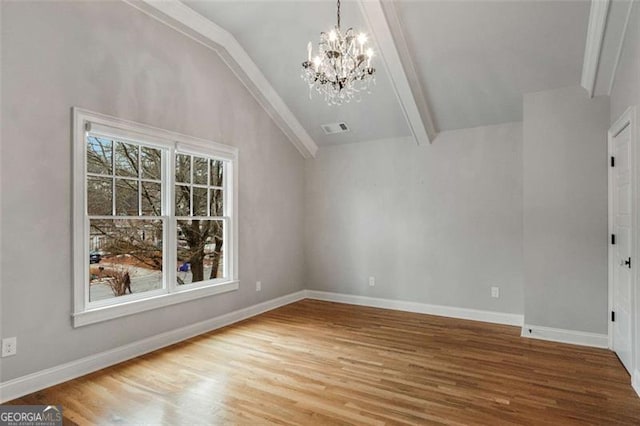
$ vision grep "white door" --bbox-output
[610,118,634,374]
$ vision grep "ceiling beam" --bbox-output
[580,0,611,98]
[605,0,634,95]
[124,0,318,159]
[359,0,438,145]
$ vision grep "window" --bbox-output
[73,108,238,327]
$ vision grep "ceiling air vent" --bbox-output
[321,122,350,135]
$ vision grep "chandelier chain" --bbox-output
[337,0,341,29]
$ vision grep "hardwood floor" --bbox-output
[9,300,640,425]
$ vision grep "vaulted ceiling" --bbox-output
[132,0,632,154]
[394,0,589,130]
[184,0,411,146]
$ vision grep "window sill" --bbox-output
[72,280,239,327]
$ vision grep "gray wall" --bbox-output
[0,0,623,386]
[0,1,305,381]
[305,123,524,314]
[609,1,640,374]
[523,85,609,334]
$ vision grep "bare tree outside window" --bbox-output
[87,137,164,302]
[175,155,225,285]
[86,137,226,302]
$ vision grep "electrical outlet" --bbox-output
[369,276,375,287]
[256,281,261,292]
[491,286,500,298]
[2,337,17,357]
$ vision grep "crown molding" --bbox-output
[359,0,437,145]
[123,0,318,159]
[581,0,611,98]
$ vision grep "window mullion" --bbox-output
[166,147,177,294]
[138,145,142,216]
[224,162,230,219]
[207,159,211,216]
[190,155,194,216]
[111,140,116,216]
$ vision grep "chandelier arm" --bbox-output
[301,0,375,105]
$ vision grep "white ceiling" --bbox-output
[185,0,411,146]
[395,0,590,131]
[183,0,591,144]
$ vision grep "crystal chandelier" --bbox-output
[301,0,376,106]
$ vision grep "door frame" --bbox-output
[608,105,638,377]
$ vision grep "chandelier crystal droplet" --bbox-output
[301,0,376,106]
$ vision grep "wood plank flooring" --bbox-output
[9,300,640,425]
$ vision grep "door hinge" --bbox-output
[611,156,615,167]
[625,257,631,268]
[611,234,616,245]
[612,311,616,322]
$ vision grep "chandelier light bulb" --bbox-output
[301,0,376,105]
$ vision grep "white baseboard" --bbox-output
[305,290,524,326]
[633,369,640,398]
[521,324,609,348]
[0,290,306,403]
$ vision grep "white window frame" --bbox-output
[72,108,239,327]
